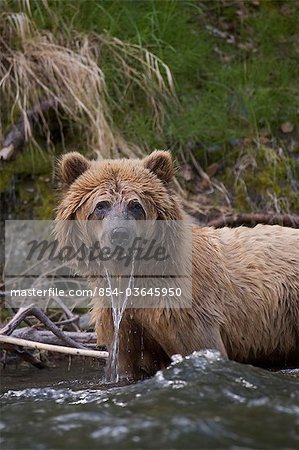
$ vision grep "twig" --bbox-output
[0,335,108,360]
[189,151,213,191]
[207,213,299,228]
[51,295,80,331]
[189,152,231,205]
[55,316,80,326]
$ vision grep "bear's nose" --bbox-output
[110,227,131,246]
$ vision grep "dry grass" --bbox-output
[0,1,176,158]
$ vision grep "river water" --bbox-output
[1,351,298,450]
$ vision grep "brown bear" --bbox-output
[55,150,299,380]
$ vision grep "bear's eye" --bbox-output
[96,201,110,210]
[93,201,111,219]
[127,200,145,219]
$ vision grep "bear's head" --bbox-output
[54,151,187,276]
[56,150,183,222]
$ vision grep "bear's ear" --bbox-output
[143,150,174,183]
[57,152,90,186]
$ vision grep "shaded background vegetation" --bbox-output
[1,0,299,222]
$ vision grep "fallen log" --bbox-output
[207,212,299,228]
[11,328,97,348]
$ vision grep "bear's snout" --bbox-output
[110,226,131,246]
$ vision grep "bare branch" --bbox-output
[0,98,61,160]
[0,335,108,360]
[0,304,87,349]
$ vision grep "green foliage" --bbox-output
[2,0,299,215]
[4,0,299,149]
[3,0,298,147]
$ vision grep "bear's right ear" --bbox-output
[57,152,90,186]
[143,150,174,183]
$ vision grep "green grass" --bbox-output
[5,0,299,150]
[2,0,299,215]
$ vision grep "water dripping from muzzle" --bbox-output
[105,253,136,383]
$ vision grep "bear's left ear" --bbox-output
[143,150,174,183]
[57,152,90,186]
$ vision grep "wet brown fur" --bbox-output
[56,151,299,380]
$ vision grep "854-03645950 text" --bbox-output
[96,287,183,297]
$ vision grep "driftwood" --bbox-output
[0,304,86,349]
[0,98,62,160]
[0,304,108,368]
[207,213,299,229]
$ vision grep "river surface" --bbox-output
[1,351,298,450]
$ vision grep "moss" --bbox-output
[0,149,52,191]
[35,177,56,219]
[221,146,299,213]
[0,307,11,322]
[0,149,56,219]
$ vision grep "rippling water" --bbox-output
[1,351,299,450]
